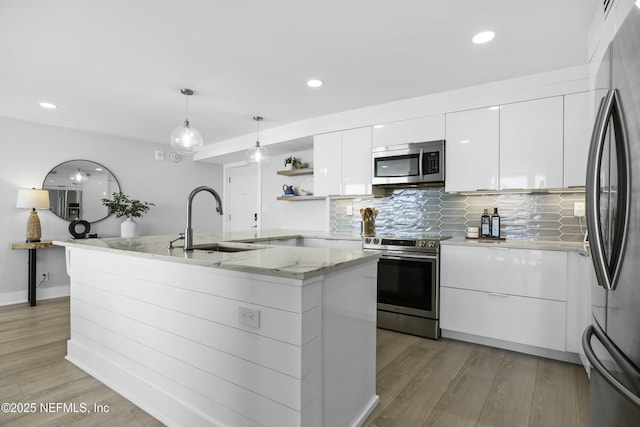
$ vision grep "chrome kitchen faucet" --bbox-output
[184,186,223,250]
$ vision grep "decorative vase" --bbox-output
[285,163,293,170]
[121,217,138,238]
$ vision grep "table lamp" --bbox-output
[16,189,50,243]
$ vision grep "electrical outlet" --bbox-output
[238,306,260,328]
[574,202,585,217]
[42,272,49,282]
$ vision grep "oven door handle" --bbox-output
[381,254,438,261]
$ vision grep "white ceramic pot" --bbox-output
[284,163,293,170]
[121,217,138,238]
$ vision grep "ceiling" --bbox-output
[0,0,596,152]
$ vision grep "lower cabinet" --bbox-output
[441,244,572,354]
[440,287,566,351]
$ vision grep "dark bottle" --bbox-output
[481,208,491,238]
[491,207,501,238]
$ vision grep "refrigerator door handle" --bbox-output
[585,89,631,291]
[582,324,640,408]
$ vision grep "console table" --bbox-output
[10,240,57,306]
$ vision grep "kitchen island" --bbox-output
[54,234,379,427]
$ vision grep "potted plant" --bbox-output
[101,192,155,238]
[284,156,297,170]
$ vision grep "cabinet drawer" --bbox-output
[441,245,567,301]
[441,287,566,351]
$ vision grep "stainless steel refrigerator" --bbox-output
[582,5,640,426]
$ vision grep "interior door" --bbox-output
[228,164,258,232]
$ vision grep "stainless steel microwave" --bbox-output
[372,140,445,186]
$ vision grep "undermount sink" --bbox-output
[191,243,260,253]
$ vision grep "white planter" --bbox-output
[284,163,293,170]
[120,217,138,238]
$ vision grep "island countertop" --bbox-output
[53,231,376,280]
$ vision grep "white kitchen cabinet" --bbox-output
[567,250,593,370]
[313,131,342,196]
[313,126,372,196]
[499,96,564,189]
[441,287,567,351]
[371,115,444,148]
[441,244,569,352]
[445,106,500,192]
[564,91,592,188]
[341,127,373,195]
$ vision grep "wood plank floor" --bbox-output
[363,328,590,427]
[0,298,589,427]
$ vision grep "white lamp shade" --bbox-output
[17,189,50,210]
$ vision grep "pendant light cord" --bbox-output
[254,116,263,147]
[184,93,190,126]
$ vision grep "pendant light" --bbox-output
[170,88,203,154]
[70,161,88,185]
[246,116,269,164]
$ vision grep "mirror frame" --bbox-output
[42,159,121,223]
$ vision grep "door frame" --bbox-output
[223,161,263,233]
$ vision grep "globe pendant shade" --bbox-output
[246,144,269,163]
[170,121,203,154]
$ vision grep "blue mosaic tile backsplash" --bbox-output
[330,188,587,242]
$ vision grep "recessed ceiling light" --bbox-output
[39,102,57,109]
[307,79,323,88]
[373,124,385,129]
[472,31,495,44]
[459,139,471,144]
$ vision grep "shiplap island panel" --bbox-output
[55,235,379,427]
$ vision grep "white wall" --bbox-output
[1,117,223,305]
[259,148,326,231]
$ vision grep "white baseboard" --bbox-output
[0,284,70,307]
[351,395,380,427]
[441,329,581,365]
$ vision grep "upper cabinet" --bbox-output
[372,115,444,148]
[445,106,500,192]
[563,91,592,188]
[499,96,564,190]
[445,94,589,192]
[313,131,342,196]
[314,126,372,197]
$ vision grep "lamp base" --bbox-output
[26,210,42,243]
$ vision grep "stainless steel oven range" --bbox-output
[363,235,449,339]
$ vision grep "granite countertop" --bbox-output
[53,230,375,280]
[441,236,589,255]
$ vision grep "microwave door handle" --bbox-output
[418,149,424,178]
[586,89,615,291]
[608,89,631,291]
[582,324,640,408]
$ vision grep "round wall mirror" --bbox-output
[42,160,120,223]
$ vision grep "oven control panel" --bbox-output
[362,236,448,253]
